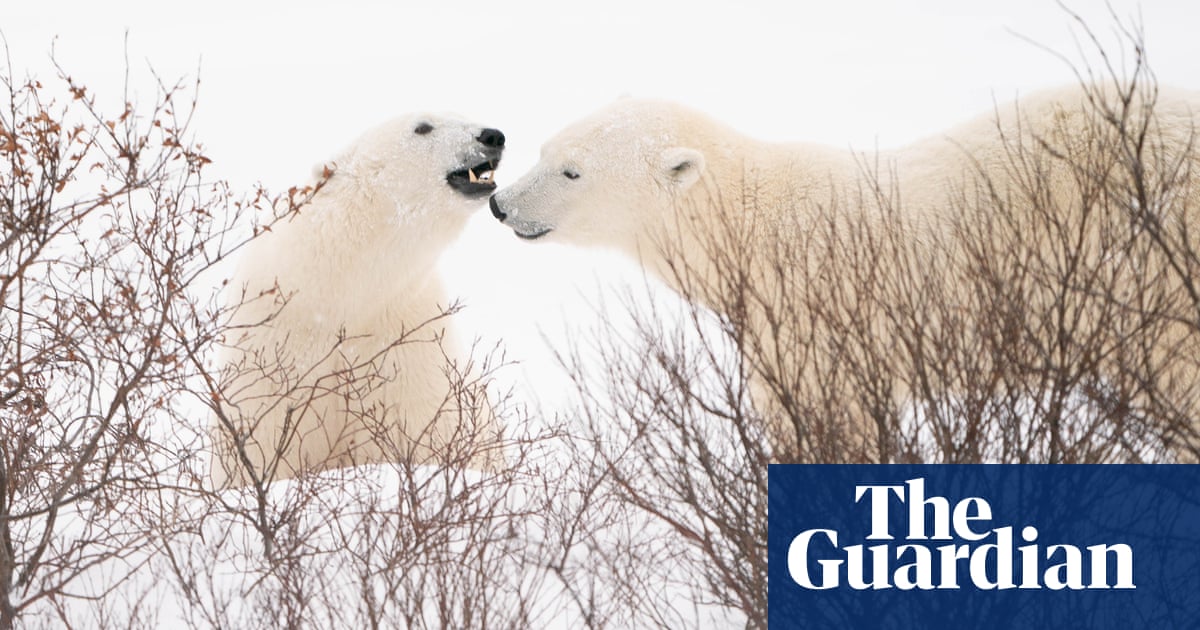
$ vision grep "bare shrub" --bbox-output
[0,49,584,629]
[153,358,574,629]
[0,47,297,627]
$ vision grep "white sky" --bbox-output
[6,0,1200,413]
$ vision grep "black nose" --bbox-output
[489,196,507,221]
[477,128,505,148]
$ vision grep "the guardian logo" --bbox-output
[769,465,1200,629]
[787,478,1135,591]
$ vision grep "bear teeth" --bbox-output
[467,168,494,183]
[468,168,478,183]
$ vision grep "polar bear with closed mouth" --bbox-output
[212,114,506,487]
[490,90,1200,461]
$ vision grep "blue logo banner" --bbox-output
[768,465,1200,629]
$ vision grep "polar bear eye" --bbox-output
[414,122,434,135]
[563,169,580,180]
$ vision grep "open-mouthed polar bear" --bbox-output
[212,114,506,486]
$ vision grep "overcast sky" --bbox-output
[9,1,1200,184]
[7,1,1200,411]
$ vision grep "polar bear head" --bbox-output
[331,113,506,216]
[488,100,707,255]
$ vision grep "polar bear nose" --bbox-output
[489,195,507,221]
[477,128,506,148]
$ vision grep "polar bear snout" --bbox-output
[477,128,505,148]
[488,193,553,240]
[445,128,505,199]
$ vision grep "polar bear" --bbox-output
[212,114,505,487]
[490,87,1200,461]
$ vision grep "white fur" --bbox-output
[212,113,502,486]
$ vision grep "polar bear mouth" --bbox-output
[514,227,552,240]
[446,160,499,198]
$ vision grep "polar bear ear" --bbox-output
[657,147,705,191]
